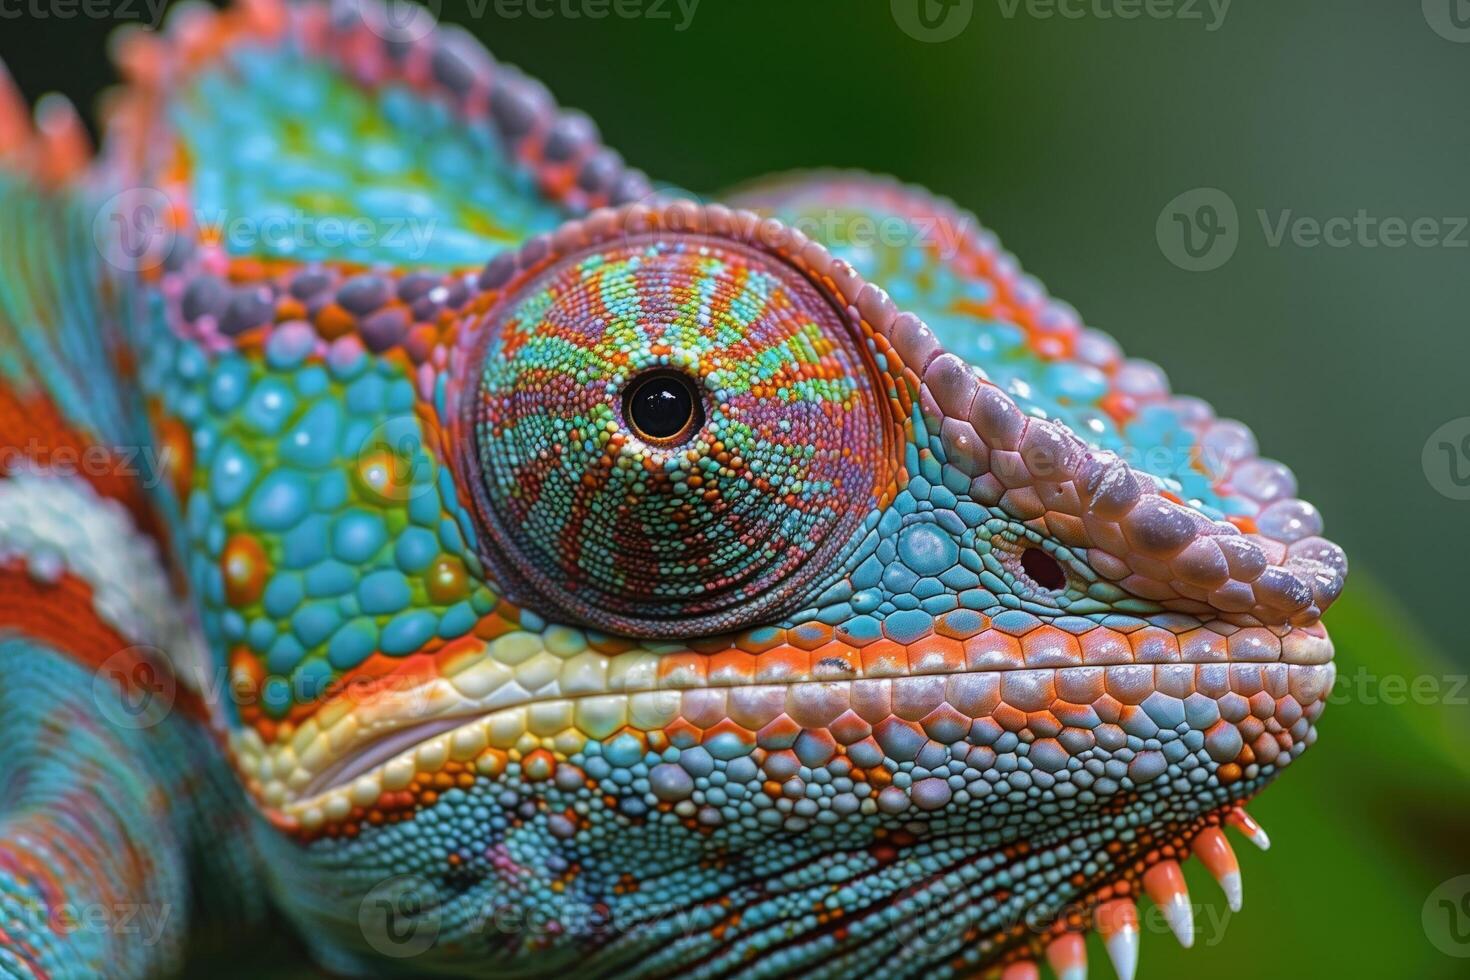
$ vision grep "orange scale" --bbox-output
[734,627,786,654]
[1226,514,1259,534]
[862,762,893,788]
[1042,511,1087,546]
[1079,628,1134,666]
[1026,711,1063,738]
[691,717,753,753]
[1129,626,1182,663]
[992,703,1029,733]
[1033,334,1069,360]
[828,710,873,745]
[657,650,709,686]
[809,641,861,673]
[705,652,758,690]
[152,412,195,501]
[919,703,970,741]
[753,716,800,751]
[587,631,638,656]
[964,629,1023,671]
[224,257,273,284]
[1050,698,1098,727]
[934,611,985,641]
[221,533,269,607]
[275,297,307,321]
[403,323,439,362]
[906,634,966,673]
[1098,390,1138,425]
[314,303,357,340]
[751,646,811,682]
[855,638,911,677]
[1020,625,1082,668]
[662,718,706,746]
[233,331,270,357]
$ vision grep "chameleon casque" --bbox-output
[0,1,1349,977]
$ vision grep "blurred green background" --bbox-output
[5,1,1470,976]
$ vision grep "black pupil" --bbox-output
[628,374,696,441]
[1021,548,1067,591]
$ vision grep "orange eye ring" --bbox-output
[622,369,704,446]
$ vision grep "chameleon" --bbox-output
[0,1,1348,977]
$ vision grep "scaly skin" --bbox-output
[0,2,1346,978]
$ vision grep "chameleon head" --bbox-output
[205,200,1344,975]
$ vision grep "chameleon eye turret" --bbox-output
[464,229,896,638]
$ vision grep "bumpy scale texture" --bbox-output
[0,2,1344,979]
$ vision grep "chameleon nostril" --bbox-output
[1021,547,1067,591]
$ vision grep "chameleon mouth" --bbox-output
[244,622,1332,979]
[240,620,1335,829]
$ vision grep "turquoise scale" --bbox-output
[170,44,565,267]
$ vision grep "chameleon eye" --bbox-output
[465,228,892,637]
[623,370,702,445]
